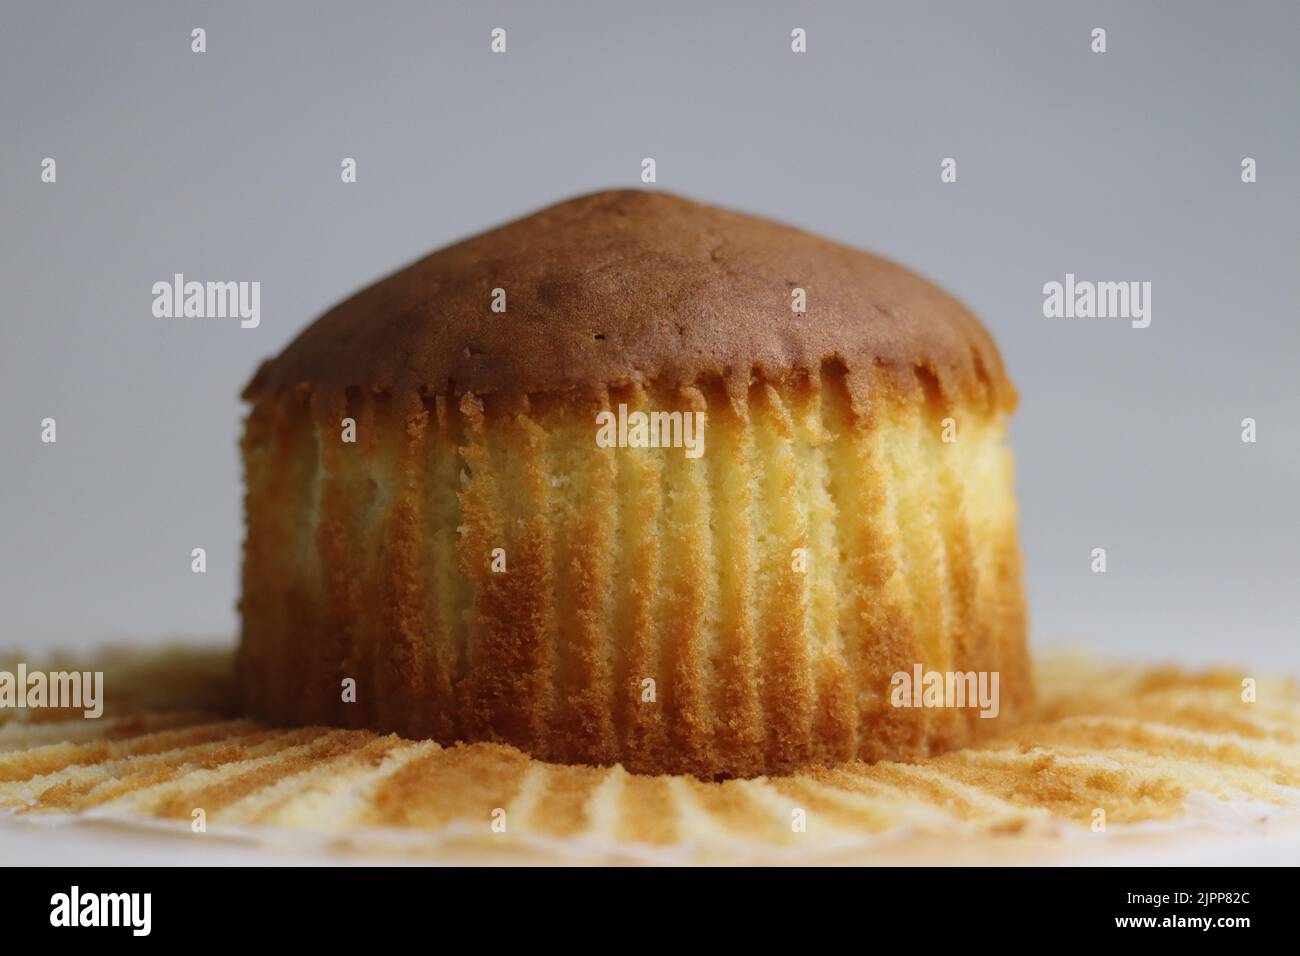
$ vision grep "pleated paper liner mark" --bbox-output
[2,647,1298,862]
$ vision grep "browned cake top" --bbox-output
[243,190,1016,412]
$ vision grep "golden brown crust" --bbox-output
[238,193,1029,777]
[239,364,1031,778]
[242,190,1016,415]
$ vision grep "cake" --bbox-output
[237,189,1031,778]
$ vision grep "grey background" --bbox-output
[2,1,1297,670]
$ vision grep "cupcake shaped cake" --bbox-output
[238,190,1030,778]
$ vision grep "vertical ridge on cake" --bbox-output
[238,189,1030,779]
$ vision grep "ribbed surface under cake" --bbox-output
[5,651,1299,864]
[238,365,1030,778]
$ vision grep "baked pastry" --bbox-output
[238,190,1031,778]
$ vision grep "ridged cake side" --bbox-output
[238,364,1030,778]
